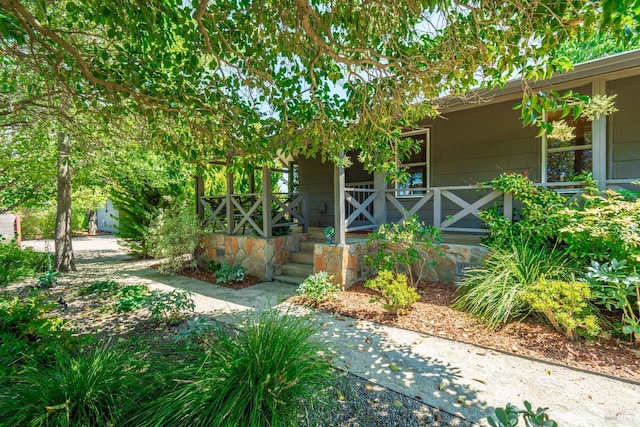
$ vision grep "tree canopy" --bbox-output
[1,0,639,174]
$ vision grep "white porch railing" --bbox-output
[200,192,308,237]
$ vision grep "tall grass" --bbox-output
[141,309,334,427]
[1,343,157,427]
[453,242,575,330]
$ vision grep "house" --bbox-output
[198,49,640,287]
[96,199,119,233]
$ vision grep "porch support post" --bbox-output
[592,78,607,191]
[225,157,234,235]
[195,174,204,221]
[262,166,273,238]
[373,172,386,226]
[334,155,346,245]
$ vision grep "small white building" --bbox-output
[96,199,119,233]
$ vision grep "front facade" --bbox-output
[199,50,640,287]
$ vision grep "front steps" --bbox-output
[273,240,316,285]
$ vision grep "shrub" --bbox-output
[365,213,441,287]
[585,259,640,341]
[488,401,557,427]
[480,172,568,250]
[297,272,340,305]
[142,309,334,426]
[147,289,195,325]
[0,236,50,286]
[453,241,575,330]
[0,290,75,375]
[113,285,150,313]
[2,344,155,427]
[148,202,203,274]
[36,255,59,288]
[365,270,421,315]
[18,205,89,239]
[558,190,640,265]
[522,280,600,340]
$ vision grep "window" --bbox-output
[396,130,429,197]
[545,111,592,182]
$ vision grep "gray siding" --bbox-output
[297,157,335,228]
[429,100,541,186]
[608,76,640,179]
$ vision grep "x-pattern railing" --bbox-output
[271,193,307,230]
[345,187,378,231]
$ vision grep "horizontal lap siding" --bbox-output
[429,100,540,186]
[608,76,640,179]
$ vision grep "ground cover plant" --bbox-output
[0,236,51,286]
[297,271,340,306]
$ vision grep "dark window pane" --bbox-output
[547,149,593,182]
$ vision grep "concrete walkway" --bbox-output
[23,236,640,426]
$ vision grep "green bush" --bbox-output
[147,289,195,325]
[0,236,50,286]
[148,201,203,274]
[365,270,421,315]
[1,344,156,427]
[297,271,340,305]
[522,280,600,340]
[142,309,334,426]
[558,190,640,265]
[0,290,75,375]
[18,205,89,239]
[453,241,575,330]
[113,285,150,313]
[365,213,441,286]
[586,259,640,341]
[212,262,246,284]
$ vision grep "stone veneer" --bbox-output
[201,233,301,280]
[314,241,486,289]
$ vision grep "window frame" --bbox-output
[395,129,430,198]
[542,111,593,184]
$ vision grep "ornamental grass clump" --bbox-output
[143,309,334,427]
[1,343,155,427]
[453,241,575,330]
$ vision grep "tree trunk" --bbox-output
[87,210,98,235]
[55,132,76,272]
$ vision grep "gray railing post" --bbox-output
[433,188,442,229]
[302,194,309,233]
[503,192,513,221]
[262,167,273,238]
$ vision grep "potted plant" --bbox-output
[323,226,335,244]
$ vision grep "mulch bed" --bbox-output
[178,267,262,290]
[288,281,640,383]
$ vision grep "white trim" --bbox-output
[396,129,430,198]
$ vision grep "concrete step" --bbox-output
[272,275,306,285]
[300,240,322,253]
[281,262,313,278]
[291,251,314,265]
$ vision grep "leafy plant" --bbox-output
[214,262,246,284]
[365,270,421,315]
[147,289,195,325]
[143,309,334,426]
[77,280,119,296]
[453,241,575,330]
[36,255,59,288]
[323,226,335,243]
[365,213,441,287]
[0,290,75,375]
[522,280,600,340]
[1,343,157,427]
[488,401,558,427]
[586,259,640,341]
[297,272,340,305]
[0,236,50,286]
[113,285,149,313]
[148,201,203,274]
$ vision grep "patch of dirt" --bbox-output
[288,281,640,382]
[177,267,262,290]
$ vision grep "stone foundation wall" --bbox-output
[313,241,486,289]
[201,233,301,280]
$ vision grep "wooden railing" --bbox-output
[200,192,308,237]
[345,182,378,232]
